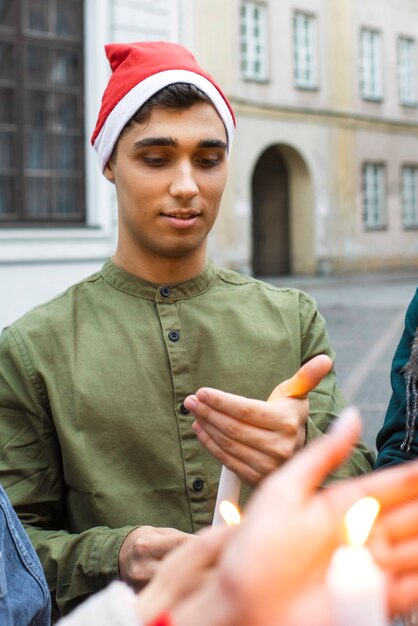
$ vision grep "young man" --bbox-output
[0,41,374,618]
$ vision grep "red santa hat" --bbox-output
[91,41,236,171]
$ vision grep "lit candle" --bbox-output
[326,496,388,626]
[212,467,242,526]
[219,499,241,527]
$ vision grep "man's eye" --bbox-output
[142,156,169,166]
[198,158,221,168]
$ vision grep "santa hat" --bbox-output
[91,41,236,171]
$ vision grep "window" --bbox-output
[293,11,317,90]
[398,36,417,106]
[402,166,418,228]
[360,28,383,101]
[240,2,268,81]
[0,0,85,225]
[362,163,386,229]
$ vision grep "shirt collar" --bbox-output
[100,258,216,301]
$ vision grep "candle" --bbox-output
[219,499,241,527]
[326,497,388,626]
[212,467,242,526]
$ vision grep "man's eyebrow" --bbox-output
[197,139,227,150]
[133,137,178,149]
[132,137,228,150]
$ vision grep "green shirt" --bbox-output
[0,259,374,616]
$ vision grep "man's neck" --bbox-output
[112,249,206,285]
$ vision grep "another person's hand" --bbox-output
[134,527,231,624]
[118,526,193,590]
[215,408,418,626]
[183,355,333,486]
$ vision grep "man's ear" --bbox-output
[103,160,115,183]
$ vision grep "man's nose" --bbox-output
[169,163,199,200]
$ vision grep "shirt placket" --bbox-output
[155,286,211,530]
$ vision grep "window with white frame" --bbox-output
[398,37,417,106]
[240,2,268,81]
[362,163,386,229]
[293,11,317,90]
[402,166,418,228]
[360,28,383,101]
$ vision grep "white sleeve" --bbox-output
[57,581,142,626]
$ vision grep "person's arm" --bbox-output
[375,289,418,468]
[0,328,190,617]
[0,327,138,615]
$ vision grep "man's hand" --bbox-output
[118,526,193,590]
[183,355,333,486]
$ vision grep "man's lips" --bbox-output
[161,210,200,229]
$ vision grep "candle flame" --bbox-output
[344,497,381,547]
[219,500,241,527]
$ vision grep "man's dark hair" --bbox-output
[111,83,213,160]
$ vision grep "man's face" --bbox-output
[104,102,228,270]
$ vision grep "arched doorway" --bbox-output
[251,144,315,276]
[252,146,290,276]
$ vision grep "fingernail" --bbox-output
[192,421,203,434]
[196,388,209,402]
[184,396,198,411]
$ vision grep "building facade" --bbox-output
[1,0,418,327]
[193,0,418,276]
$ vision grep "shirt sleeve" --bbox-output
[0,328,138,617]
[298,292,376,477]
[57,582,141,626]
[375,289,418,469]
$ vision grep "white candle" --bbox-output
[219,499,241,527]
[212,467,241,526]
[326,497,388,626]
[327,545,387,626]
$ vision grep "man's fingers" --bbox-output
[185,389,306,429]
[192,400,304,455]
[268,354,333,401]
[193,426,266,485]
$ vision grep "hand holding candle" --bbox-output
[212,354,333,525]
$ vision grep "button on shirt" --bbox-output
[0,259,375,615]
